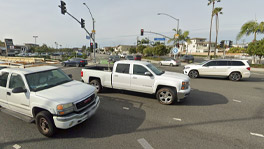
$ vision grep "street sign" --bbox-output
[92,30,96,33]
[86,35,90,40]
[174,34,179,38]
[172,47,178,54]
[154,38,165,41]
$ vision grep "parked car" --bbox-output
[81,60,191,105]
[125,55,134,60]
[180,55,194,63]
[108,55,120,62]
[134,55,142,61]
[183,59,251,81]
[62,58,88,67]
[160,58,181,66]
[120,53,127,58]
[0,66,100,137]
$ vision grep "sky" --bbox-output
[0,0,264,48]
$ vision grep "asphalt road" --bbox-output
[0,62,264,149]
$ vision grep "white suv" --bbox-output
[183,59,250,81]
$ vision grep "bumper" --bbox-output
[53,96,100,129]
[242,72,250,78]
[177,87,191,101]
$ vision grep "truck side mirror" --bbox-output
[12,87,27,93]
[144,72,153,76]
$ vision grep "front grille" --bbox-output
[75,94,95,110]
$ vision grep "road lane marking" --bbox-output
[250,132,264,138]
[173,118,182,121]
[233,99,242,103]
[137,138,154,149]
[13,144,21,149]
[123,107,129,110]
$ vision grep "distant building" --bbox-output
[115,45,136,54]
[179,38,216,53]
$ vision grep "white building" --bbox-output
[179,38,216,53]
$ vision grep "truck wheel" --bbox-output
[188,70,199,78]
[156,87,176,105]
[90,79,102,93]
[229,72,241,81]
[36,111,57,137]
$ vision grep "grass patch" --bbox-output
[143,56,163,61]
[250,64,264,68]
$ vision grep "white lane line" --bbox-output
[13,144,21,149]
[123,107,129,110]
[137,138,154,149]
[233,99,242,103]
[173,118,182,121]
[250,132,264,138]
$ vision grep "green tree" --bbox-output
[136,45,146,54]
[168,28,181,47]
[237,21,264,41]
[129,47,137,54]
[247,39,264,64]
[213,7,223,56]
[81,45,86,53]
[0,40,5,47]
[143,47,154,56]
[153,45,168,56]
[228,47,246,53]
[208,0,221,56]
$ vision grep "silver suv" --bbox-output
[183,59,251,81]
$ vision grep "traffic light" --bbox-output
[60,1,66,15]
[220,40,225,48]
[81,18,85,28]
[90,42,93,51]
[229,41,233,48]
[95,43,98,48]
[140,29,144,36]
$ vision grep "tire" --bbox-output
[36,111,57,137]
[229,72,241,81]
[156,87,176,105]
[90,79,102,93]
[76,63,80,67]
[170,63,173,67]
[160,62,162,66]
[188,70,199,78]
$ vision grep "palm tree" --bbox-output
[208,0,221,57]
[213,7,223,56]
[168,29,190,52]
[237,21,264,41]
[168,28,181,47]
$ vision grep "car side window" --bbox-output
[9,73,26,89]
[230,61,245,66]
[116,64,130,74]
[0,72,9,87]
[133,65,149,75]
[217,61,228,66]
[205,61,217,66]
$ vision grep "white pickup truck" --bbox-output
[81,60,191,105]
[0,66,100,137]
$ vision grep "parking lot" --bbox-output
[0,62,264,148]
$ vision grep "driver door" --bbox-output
[6,73,31,116]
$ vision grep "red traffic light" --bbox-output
[140,29,144,36]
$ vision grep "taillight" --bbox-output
[80,60,84,63]
[247,67,250,71]
[81,71,83,77]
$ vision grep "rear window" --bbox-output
[116,64,130,74]
[229,61,245,66]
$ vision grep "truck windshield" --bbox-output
[25,69,72,92]
[146,64,164,75]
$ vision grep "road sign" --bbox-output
[172,47,178,54]
[174,34,179,38]
[154,38,165,41]
[86,35,90,40]
[92,30,96,33]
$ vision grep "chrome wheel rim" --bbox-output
[91,82,100,92]
[159,91,172,104]
[189,70,198,78]
[230,73,240,81]
[40,118,49,134]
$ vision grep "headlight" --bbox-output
[181,81,189,90]
[184,67,190,69]
[57,103,74,115]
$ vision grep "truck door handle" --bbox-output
[7,92,11,96]
[114,75,118,77]
[132,77,137,79]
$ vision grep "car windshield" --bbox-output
[146,64,164,75]
[25,69,72,92]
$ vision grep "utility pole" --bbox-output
[83,3,96,63]
[33,36,38,46]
